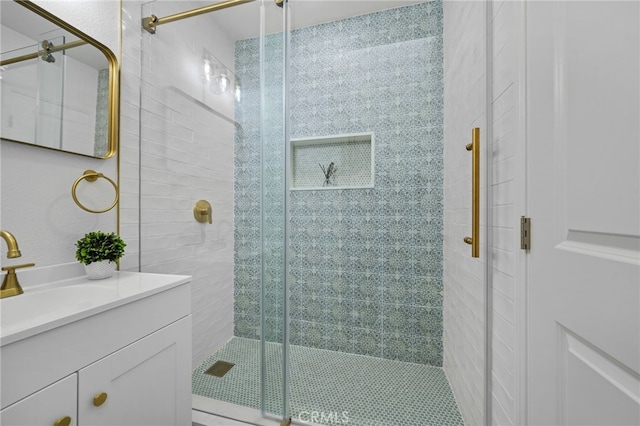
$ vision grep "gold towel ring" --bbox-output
[71,170,119,214]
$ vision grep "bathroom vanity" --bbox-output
[0,272,192,426]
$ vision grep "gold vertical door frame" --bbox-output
[464,127,480,257]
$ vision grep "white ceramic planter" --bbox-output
[84,260,116,280]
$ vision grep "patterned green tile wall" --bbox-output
[233,1,444,366]
[94,68,109,157]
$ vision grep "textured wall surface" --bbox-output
[233,2,445,365]
[31,0,119,56]
[119,0,236,367]
[490,1,521,424]
[119,0,143,272]
[443,1,487,425]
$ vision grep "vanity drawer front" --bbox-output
[78,316,192,426]
[1,282,190,409]
[0,373,77,426]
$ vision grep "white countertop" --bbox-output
[0,271,191,346]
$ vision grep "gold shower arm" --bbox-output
[464,128,480,258]
[142,0,256,34]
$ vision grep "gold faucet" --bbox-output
[0,230,22,258]
[1,230,34,299]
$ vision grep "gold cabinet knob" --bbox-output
[54,416,72,426]
[93,392,108,407]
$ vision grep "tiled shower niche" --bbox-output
[291,133,374,190]
[234,1,444,366]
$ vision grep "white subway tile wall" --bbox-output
[443,1,487,425]
[119,0,142,273]
[119,0,236,368]
[490,1,519,424]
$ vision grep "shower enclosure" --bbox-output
[135,0,486,424]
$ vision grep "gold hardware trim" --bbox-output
[520,216,531,250]
[2,0,118,160]
[54,416,72,426]
[464,128,480,258]
[71,170,119,214]
[0,40,86,67]
[142,0,256,34]
[93,392,108,407]
[194,200,213,224]
[1,263,35,299]
[279,418,292,426]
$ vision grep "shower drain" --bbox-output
[204,360,235,377]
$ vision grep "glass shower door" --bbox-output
[281,1,470,425]
[137,0,290,422]
[258,0,290,420]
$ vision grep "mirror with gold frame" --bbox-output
[0,0,118,158]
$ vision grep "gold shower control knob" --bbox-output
[54,416,72,426]
[193,200,212,224]
[93,392,108,407]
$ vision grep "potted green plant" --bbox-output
[75,231,126,279]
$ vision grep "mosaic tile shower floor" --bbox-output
[193,337,464,426]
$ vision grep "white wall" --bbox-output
[61,58,99,154]
[119,1,143,272]
[0,0,119,277]
[444,1,524,424]
[31,0,119,55]
[0,27,39,144]
[489,1,524,425]
[443,1,487,425]
[119,0,236,368]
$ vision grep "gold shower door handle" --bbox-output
[464,128,480,258]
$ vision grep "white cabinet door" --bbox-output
[78,316,192,426]
[0,374,77,426]
[526,1,640,425]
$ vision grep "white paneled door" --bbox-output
[526,1,640,425]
